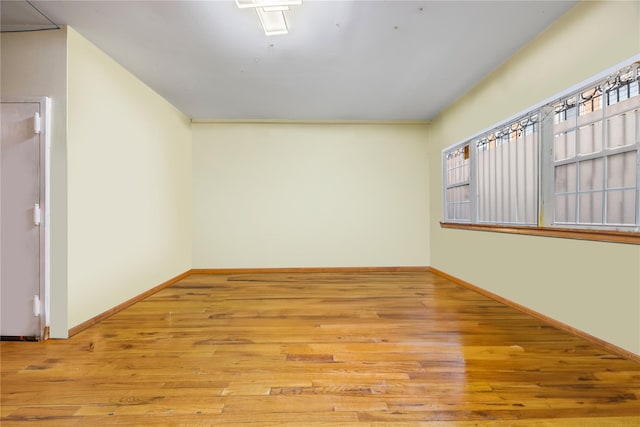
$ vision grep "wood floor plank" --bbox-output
[2,271,639,426]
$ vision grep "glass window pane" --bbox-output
[447,188,456,203]
[579,88,602,115]
[460,203,470,221]
[554,130,576,160]
[606,110,637,149]
[606,189,636,225]
[578,122,603,155]
[555,163,577,193]
[579,158,604,191]
[631,80,639,98]
[578,192,603,224]
[607,151,637,189]
[461,185,470,202]
[555,194,576,223]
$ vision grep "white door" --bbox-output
[1,101,45,339]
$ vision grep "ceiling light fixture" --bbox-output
[235,0,302,36]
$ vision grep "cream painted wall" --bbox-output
[1,29,69,338]
[192,123,429,268]
[66,28,192,329]
[429,1,640,355]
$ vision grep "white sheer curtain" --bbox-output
[477,118,538,225]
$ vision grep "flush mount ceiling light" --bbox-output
[236,0,302,36]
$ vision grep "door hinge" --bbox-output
[33,295,41,317]
[33,203,41,226]
[34,112,41,134]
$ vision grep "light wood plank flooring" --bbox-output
[2,271,639,426]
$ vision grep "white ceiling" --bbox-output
[5,1,577,121]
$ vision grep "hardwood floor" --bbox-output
[2,271,639,426]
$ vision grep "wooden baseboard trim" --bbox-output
[190,266,431,275]
[68,270,191,337]
[429,267,640,364]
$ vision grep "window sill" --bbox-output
[440,222,640,245]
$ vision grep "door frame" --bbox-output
[1,97,51,339]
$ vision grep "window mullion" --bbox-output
[540,106,555,227]
[469,140,478,223]
[636,131,640,231]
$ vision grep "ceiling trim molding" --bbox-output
[190,119,431,125]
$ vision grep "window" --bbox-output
[444,144,470,222]
[552,65,639,227]
[442,59,640,233]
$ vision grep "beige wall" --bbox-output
[1,28,69,338]
[192,123,429,268]
[66,28,192,329]
[429,1,640,355]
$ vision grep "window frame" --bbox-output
[443,144,471,223]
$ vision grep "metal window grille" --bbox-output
[552,63,640,228]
